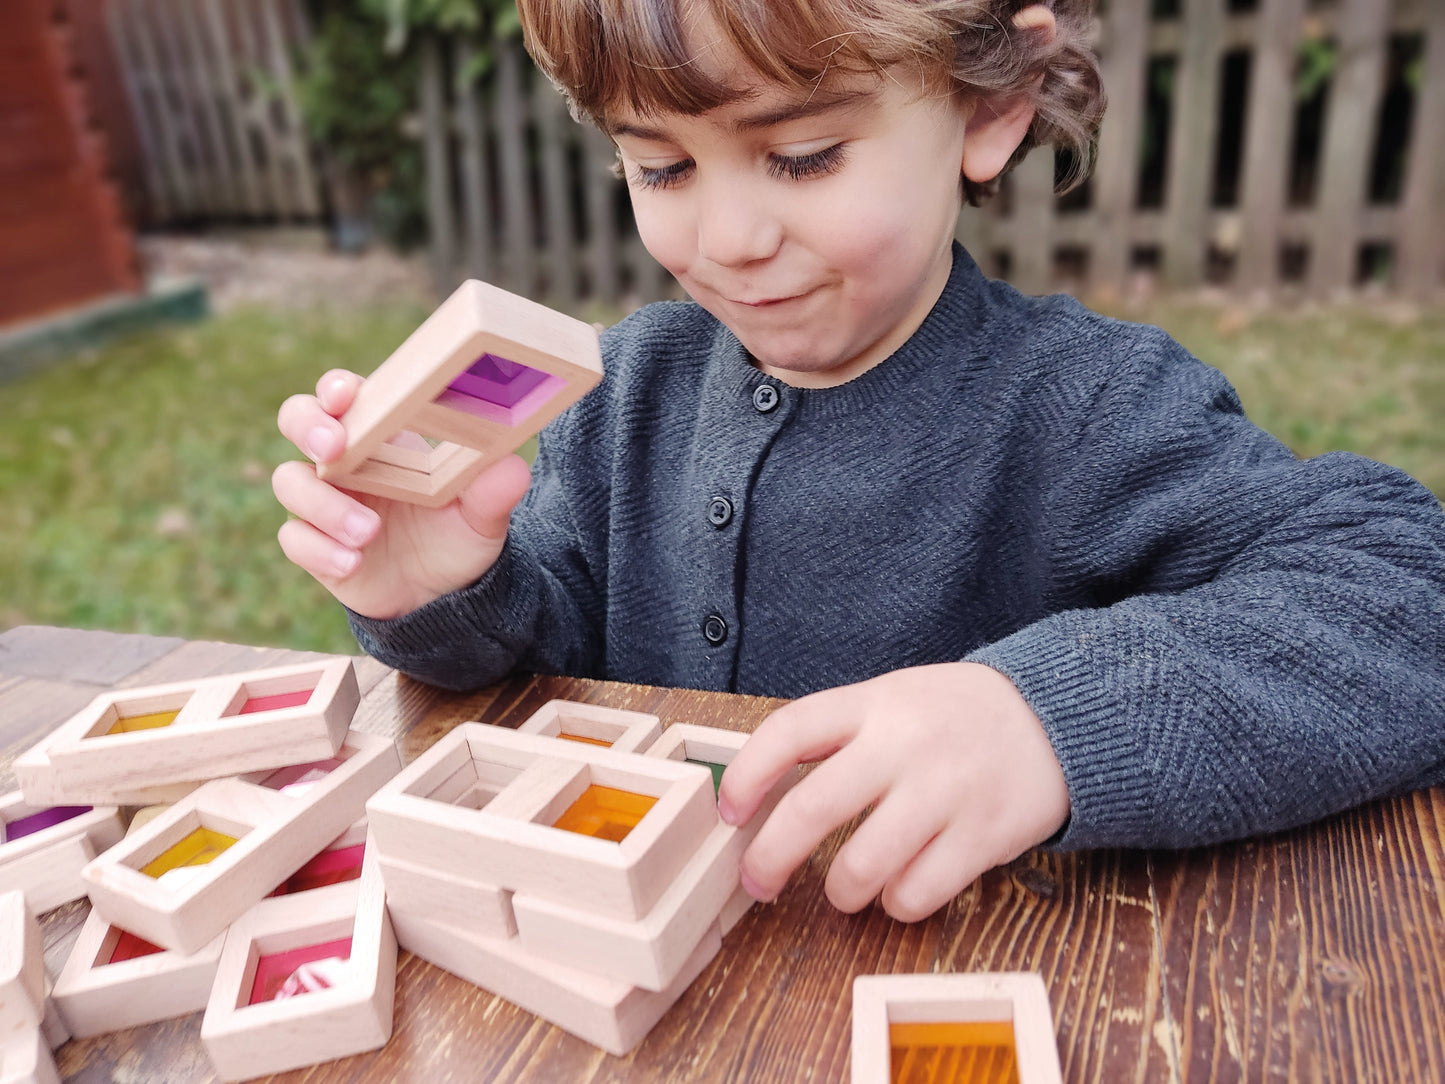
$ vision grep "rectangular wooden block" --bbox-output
[851,972,1062,1084]
[0,891,44,1039]
[365,725,716,921]
[0,795,124,914]
[82,732,400,954]
[515,700,662,754]
[373,851,516,939]
[15,659,359,804]
[200,842,396,1081]
[390,903,718,1058]
[318,278,603,507]
[0,1029,59,1084]
[50,906,225,1038]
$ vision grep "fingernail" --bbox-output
[739,870,771,903]
[306,426,334,461]
[333,549,360,577]
[342,510,377,547]
[717,795,739,826]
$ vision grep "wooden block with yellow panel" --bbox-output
[316,278,603,507]
[14,659,360,806]
[851,972,1062,1084]
[81,732,400,955]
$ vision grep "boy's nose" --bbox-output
[694,179,782,268]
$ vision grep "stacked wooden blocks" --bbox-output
[2,658,404,1081]
[366,700,794,1055]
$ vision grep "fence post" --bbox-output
[1396,5,1445,299]
[1090,0,1148,297]
[1162,0,1224,290]
[420,33,456,293]
[454,39,494,286]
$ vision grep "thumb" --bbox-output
[455,454,532,541]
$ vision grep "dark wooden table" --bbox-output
[2,625,1442,1083]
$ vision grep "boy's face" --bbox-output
[608,56,969,388]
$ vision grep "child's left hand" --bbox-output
[717,662,1070,922]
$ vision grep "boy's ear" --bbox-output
[960,4,1055,184]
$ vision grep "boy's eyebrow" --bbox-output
[608,89,872,141]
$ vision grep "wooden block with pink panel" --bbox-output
[14,659,360,807]
[851,972,1063,1084]
[317,278,603,507]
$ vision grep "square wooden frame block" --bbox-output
[515,700,662,755]
[0,796,124,914]
[15,659,360,805]
[317,278,603,507]
[200,844,395,1081]
[374,851,516,940]
[0,891,44,1039]
[390,904,718,1058]
[50,905,225,1039]
[0,1030,59,1084]
[82,732,400,954]
[850,972,1062,1084]
[366,725,715,921]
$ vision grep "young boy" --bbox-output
[273,0,1445,924]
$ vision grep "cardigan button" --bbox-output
[752,384,779,413]
[706,497,734,528]
[702,614,729,645]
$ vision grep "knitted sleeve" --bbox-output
[966,325,1445,850]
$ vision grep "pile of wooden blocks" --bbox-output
[366,700,794,1056]
[0,658,403,1081]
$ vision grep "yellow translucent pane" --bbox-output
[552,784,656,842]
[140,828,239,878]
[558,733,613,747]
[107,709,180,734]
[889,1021,1019,1084]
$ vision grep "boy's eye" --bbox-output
[767,143,848,181]
[631,159,694,190]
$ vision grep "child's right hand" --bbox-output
[272,369,532,620]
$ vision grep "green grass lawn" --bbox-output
[2,295,1441,655]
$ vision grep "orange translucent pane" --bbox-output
[552,784,656,842]
[889,1021,1020,1084]
[107,709,180,735]
[558,732,613,747]
[140,828,238,878]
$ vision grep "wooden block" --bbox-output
[0,795,124,914]
[374,852,516,939]
[82,732,400,954]
[317,278,603,507]
[0,1030,59,1084]
[365,725,715,921]
[515,700,662,754]
[50,906,225,1038]
[851,972,1062,1084]
[643,723,799,934]
[0,892,44,1039]
[15,659,360,804]
[390,903,718,1058]
[37,991,66,1052]
[200,841,396,1081]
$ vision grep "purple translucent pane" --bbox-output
[436,352,565,426]
[5,805,91,842]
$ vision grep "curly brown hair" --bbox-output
[516,0,1105,204]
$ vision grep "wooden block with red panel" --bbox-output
[317,278,603,507]
[80,732,399,955]
[200,836,396,1081]
[851,972,1063,1084]
[14,659,360,807]
[0,794,124,914]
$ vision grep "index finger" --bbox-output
[717,689,861,827]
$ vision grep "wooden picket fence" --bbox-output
[105,0,319,222]
[421,0,1443,303]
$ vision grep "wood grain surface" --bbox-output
[1,625,1440,1083]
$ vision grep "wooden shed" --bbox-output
[1,0,141,329]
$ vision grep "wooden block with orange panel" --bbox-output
[80,732,400,955]
[851,972,1063,1084]
[317,278,604,507]
[514,700,662,754]
[14,659,360,806]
